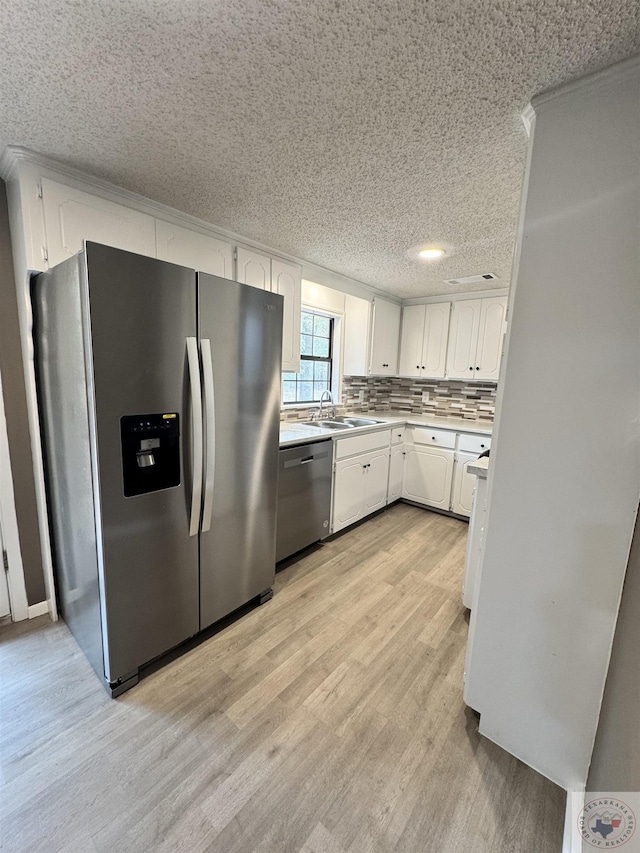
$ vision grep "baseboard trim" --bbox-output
[28,601,49,619]
[563,789,586,852]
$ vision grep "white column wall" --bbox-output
[465,58,640,790]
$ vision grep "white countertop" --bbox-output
[467,456,489,478]
[279,410,493,448]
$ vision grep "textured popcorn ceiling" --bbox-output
[0,1,638,298]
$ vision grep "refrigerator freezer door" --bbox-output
[34,254,105,681]
[84,243,200,683]
[198,274,283,629]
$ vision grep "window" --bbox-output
[282,310,333,404]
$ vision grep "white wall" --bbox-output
[587,508,640,791]
[465,57,640,790]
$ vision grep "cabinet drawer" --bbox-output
[390,427,405,446]
[335,429,391,460]
[458,433,491,454]
[410,427,456,449]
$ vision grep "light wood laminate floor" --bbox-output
[0,503,564,852]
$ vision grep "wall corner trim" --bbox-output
[521,104,536,137]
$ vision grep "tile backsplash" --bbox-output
[281,376,496,422]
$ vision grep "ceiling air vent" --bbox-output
[445,273,499,285]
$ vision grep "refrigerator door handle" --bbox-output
[201,338,215,533]
[186,336,203,536]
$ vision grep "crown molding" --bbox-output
[521,103,536,137]
[531,51,640,112]
[0,145,401,301]
[403,287,509,306]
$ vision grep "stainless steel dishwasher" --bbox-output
[276,440,333,563]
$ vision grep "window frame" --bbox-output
[282,310,334,405]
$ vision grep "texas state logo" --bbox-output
[578,797,636,847]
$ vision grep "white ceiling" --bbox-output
[1,1,638,298]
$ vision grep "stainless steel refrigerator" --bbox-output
[33,242,283,696]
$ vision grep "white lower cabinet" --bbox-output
[387,444,405,503]
[333,456,366,531]
[451,452,478,517]
[401,427,491,517]
[332,430,391,534]
[364,450,391,513]
[402,445,455,510]
[333,448,389,533]
[330,424,491,534]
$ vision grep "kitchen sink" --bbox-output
[332,417,382,427]
[300,420,354,430]
[299,416,383,430]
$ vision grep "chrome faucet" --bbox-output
[319,389,334,419]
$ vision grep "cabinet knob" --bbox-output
[475,366,480,370]
[469,366,473,371]
[432,436,436,440]
[416,365,420,369]
[480,444,485,448]
[422,366,425,369]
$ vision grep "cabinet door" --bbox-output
[421,302,451,378]
[398,305,425,377]
[343,294,371,376]
[475,296,507,381]
[369,298,401,375]
[462,475,488,609]
[402,446,454,510]
[41,178,156,267]
[332,457,365,533]
[363,449,390,515]
[387,445,405,503]
[155,219,233,278]
[236,247,271,290]
[451,451,478,517]
[271,258,301,373]
[445,299,482,380]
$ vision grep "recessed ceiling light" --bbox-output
[407,242,454,263]
[418,247,446,260]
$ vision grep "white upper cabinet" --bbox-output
[398,304,424,377]
[399,302,450,378]
[475,297,507,380]
[369,297,400,376]
[235,248,301,371]
[343,294,371,376]
[155,220,233,278]
[41,178,156,267]
[236,247,271,290]
[422,303,451,377]
[446,296,507,381]
[301,280,345,314]
[446,299,482,380]
[271,258,301,374]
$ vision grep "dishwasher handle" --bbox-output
[283,449,329,469]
